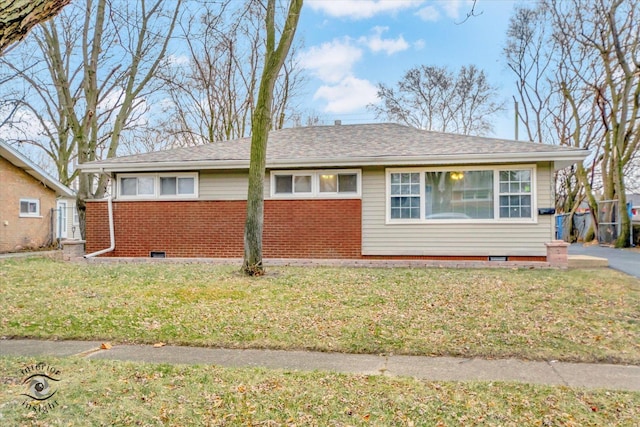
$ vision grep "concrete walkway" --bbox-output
[569,243,640,278]
[1,339,638,392]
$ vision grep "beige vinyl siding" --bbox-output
[362,163,554,257]
[59,197,80,240]
[199,171,270,200]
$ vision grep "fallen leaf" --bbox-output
[100,342,112,350]
[153,342,166,348]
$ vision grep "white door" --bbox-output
[57,200,67,239]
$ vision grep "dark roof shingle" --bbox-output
[81,123,587,170]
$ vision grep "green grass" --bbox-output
[1,257,639,363]
[1,356,638,426]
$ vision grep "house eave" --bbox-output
[0,140,75,197]
[78,151,588,174]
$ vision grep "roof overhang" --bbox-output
[77,150,588,174]
[0,141,75,197]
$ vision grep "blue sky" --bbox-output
[295,0,522,139]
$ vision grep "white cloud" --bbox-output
[167,54,190,66]
[298,39,362,83]
[98,88,149,128]
[415,5,440,21]
[413,39,426,50]
[307,0,422,19]
[442,0,474,19]
[0,106,51,141]
[415,0,474,22]
[313,76,379,113]
[359,26,409,55]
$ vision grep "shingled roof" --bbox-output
[79,123,588,173]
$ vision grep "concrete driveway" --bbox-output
[569,243,640,279]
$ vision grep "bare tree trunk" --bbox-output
[0,0,70,54]
[243,0,302,276]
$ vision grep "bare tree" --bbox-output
[153,0,305,148]
[503,0,640,247]
[550,0,640,247]
[503,3,595,227]
[0,0,70,54]
[243,0,303,275]
[503,4,556,144]
[0,0,182,237]
[369,64,504,136]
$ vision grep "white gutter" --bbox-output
[84,196,115,258]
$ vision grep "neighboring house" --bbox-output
[0,140,75,252]
[628,194,640,223]
[78,123,588,261]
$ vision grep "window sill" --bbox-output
[270,194,361,200]
[385,218,537,225]
[19,215,43,218]
[116,196,198,201]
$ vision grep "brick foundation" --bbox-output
[85,199,362,258]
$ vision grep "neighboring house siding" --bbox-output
[85,199,361,258]
[57,197,80,240]
[0,156,56,252]
[361,163,554,257]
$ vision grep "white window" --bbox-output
[19,198,40,217]
[499,170,532,218]
[424,170,494,219]
[118,173,198,199]
[121,176,155,197]
[271,170,361,198]
[319,172,358,194]
[159,176,196,197]
[273,173,313,196]
[390,172,421,219]
[386,167,536,223]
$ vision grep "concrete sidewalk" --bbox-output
[1,339,638,392]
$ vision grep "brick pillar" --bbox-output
[62,239,85,261]
[545,240,569,268]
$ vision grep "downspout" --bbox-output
[84,196,115,258]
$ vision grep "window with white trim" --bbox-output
[160,176,196,197]
[121,176,155,197]
[390,172,420,219]
[271,170,361,198]
[387,167,535,222]
[319,172,358,194]
[424,170,494,219]
[273,173,313,195]
[19,198,40,217]
[499,170,532,218]
[117,173,198,199]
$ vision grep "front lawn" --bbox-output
[1,356,638,426]
[1,258,639,363]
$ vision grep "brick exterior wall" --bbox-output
[0,157,56,252]
[84,199,548,262]
[85,199,362,258]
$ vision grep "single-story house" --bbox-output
[78,123,588,262]
[0,140,75,252]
